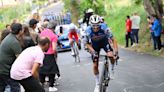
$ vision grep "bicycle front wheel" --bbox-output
[100,64,109,92]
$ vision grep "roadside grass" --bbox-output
[105,0,164,57]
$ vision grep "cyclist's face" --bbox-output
[92,24,100,32]
[70,29,76,32]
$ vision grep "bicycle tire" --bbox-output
[73,42,80,62]
[100,62,110,92]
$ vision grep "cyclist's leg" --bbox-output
[69,39,74,47]
[68,32,74,47]
[74,32,81,49]
[69,38,75,55]
[92,49,100,85]
[103,43,115,71]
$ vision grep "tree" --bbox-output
[143,0,163,21]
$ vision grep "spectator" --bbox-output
[29,19,39,44]
[39,21,59,92]
[83,8,94,26]
[100,16,108,31]
[10,37,50,92]
[42,19,50,28]
[0,29,10,43]
[0,23,23,92]
[32,13,42,33]
[58,26,63,36]
[48,21,61,79]
[147,16,156,50]
[131,12,141,45]
[125,15,133,47]
[66,11,72,24]
[151,15,162,50]
[0,28,12,92]
[6,24,11,31]
[22,24,35,50]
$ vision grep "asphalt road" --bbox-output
[41,1,64,16]
[55,48,164,92]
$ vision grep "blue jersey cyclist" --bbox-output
[85,15,117,92]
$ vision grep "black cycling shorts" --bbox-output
[91,43,113,62]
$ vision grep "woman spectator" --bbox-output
[31,13,42,33]
[39,21,59,92]
[21,24,35,50]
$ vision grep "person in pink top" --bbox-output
[39,21,59,92]
[10,37,50,92]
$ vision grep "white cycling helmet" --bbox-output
[87,8,94,13]
[89,15,101,24]
[69,23,76,30]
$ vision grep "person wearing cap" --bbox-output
[83,8,94,26]
[29,19,39,44]
[0,23,24,92]
[39,21,59,92]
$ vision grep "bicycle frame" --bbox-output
[72,40,80,62]
[100,55,110,92]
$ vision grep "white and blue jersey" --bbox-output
[85,25,113,52]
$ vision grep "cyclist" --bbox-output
[85,15,116,92]
[68,23,80,55]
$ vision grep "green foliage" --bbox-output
[105,1,147,45]
[63,0,106,19]
[79,0,106,16]
[33,0,47,6]
[133,0,142,5]
[0,4,31,30]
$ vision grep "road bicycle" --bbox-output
[99,55,110,92]
[72,40,80,62]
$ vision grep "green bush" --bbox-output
[63,0,106,19]
[0,3,31,30]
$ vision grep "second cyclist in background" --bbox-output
[68,23,81,56]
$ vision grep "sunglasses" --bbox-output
[91,24,100,29]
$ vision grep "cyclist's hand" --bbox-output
[92,51,98,61]
[114,51,119,60]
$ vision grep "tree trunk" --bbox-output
[143,0,156,16]
[143,0,163,21]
